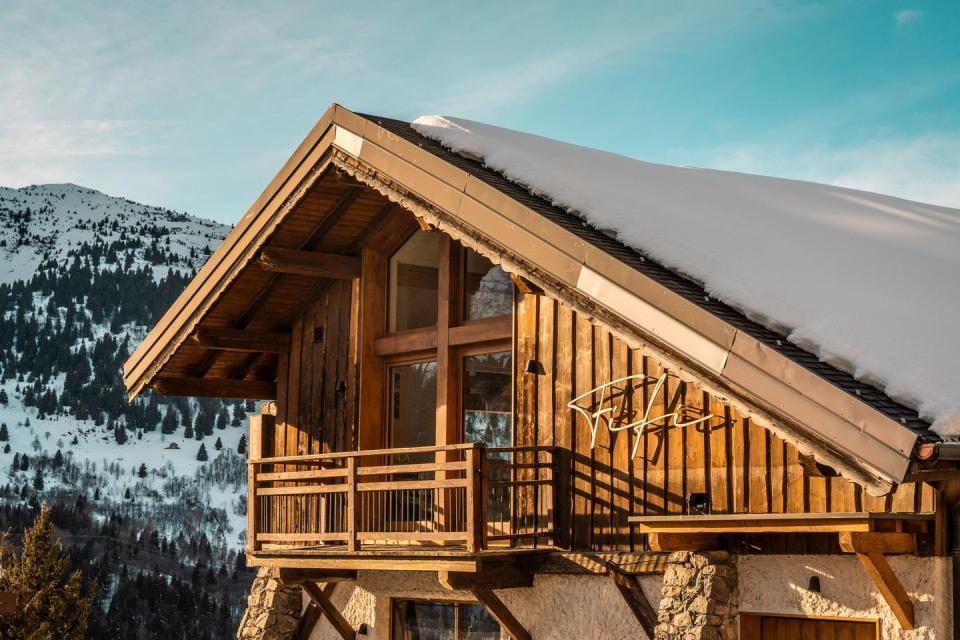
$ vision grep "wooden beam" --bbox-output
[472,588,531,640]
[839,532,917,555]
[448,315,513,347]
[259,247,361,279]
[439,566,533,591]
[854,552,915,630]
[648,532,720,552]
[152,376,276,399]
[303,581,356,640]
[607,566,657,638]
[374,327,437,357]
[277,568,357,585]
[192,327,291,353]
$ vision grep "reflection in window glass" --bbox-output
[463,249,512,321]
[389,231,440,332]
[389,361,437,466]
[463,351,512,450]
[391,600,501,639]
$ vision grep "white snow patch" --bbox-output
[412,116,960,435]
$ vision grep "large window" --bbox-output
[392,600,501,640]
[380,230,513,451]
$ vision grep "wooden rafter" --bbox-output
[189,182,362,380]
[258,247,361,279]
[192,327,291,353]
[152,377,276,399]
[302,581,356,640]
[472,588,531,640]
[301,186,363,249]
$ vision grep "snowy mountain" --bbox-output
[0,184,252,638]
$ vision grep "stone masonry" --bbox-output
[654,551,739,640]
[236,567,304,640]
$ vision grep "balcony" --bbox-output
[246,443,560,571]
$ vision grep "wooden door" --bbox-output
[741,613,878,640]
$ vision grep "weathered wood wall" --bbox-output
[514,292,937,552]
[270,279,359,458]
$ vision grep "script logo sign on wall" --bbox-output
[567,374,714,459]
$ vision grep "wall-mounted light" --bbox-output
[525,359,544,375]
[687,492,711,515]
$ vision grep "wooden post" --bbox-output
[466,445,481,553]
[346,457,358,551]
[247,413,268,552]
[480,447,489,550]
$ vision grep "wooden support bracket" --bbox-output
[510,274,544,296]
[648,532,720,552]
[302,581,356,640]
[607,564,657,637]
[258,247,361,279]
[472,588,531,640]
[839,532,916,630]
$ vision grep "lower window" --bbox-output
[392,599,501,639]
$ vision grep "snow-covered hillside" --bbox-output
[0,184,253,551]
[0,183,226,284]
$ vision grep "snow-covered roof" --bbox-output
[412,116,960,437]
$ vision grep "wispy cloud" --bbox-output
[698,133,960,209]
[894,9,923,26]
[425,0,801,118]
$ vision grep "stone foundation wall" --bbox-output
[654,551,738,640]
[236,567,304,640]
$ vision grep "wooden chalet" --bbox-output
[124,105,960,640]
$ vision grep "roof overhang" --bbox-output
[124,104,921,495]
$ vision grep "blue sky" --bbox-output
[1,1,957,223]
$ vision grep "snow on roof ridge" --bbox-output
[412,114,960,436]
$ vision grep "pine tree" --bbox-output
[214,437,222,451]
[196,443,208,462]
[237,434,247,456]
[0,506,94,639]
[32,467,43,491]
[0,389,8,405]
[137,463,147,479]
[52,450,63,469]
[0,423,8,441]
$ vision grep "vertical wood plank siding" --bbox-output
[271,279,359,459]
[513,292,935,552]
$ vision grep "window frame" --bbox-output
[378,229,514,451]
[389,597,503,640]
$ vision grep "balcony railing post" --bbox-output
[346,456,358,551]
[247,461,260,552]
[466,444,483,553]
[479,446,489,550]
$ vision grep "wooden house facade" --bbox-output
[125,105,960,640]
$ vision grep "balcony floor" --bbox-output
[246,544,556,572]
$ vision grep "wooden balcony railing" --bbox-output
[247,443,559,554]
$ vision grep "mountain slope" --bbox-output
[0,184,253,638]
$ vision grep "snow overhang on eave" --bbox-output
[124,104,921,494]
